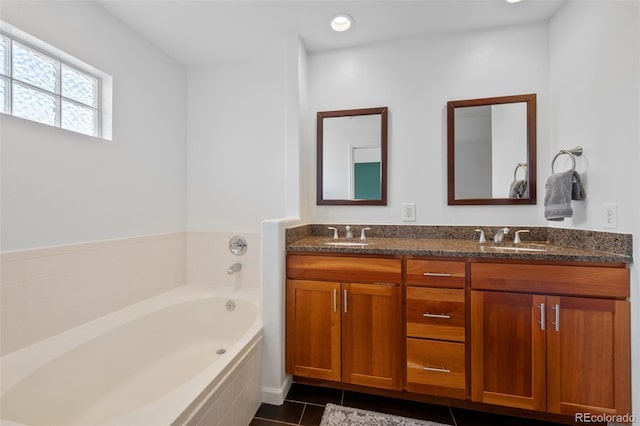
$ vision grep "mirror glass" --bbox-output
[317,107,388,205]
[447,94,536,205]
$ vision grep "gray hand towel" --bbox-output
[509,179,528,198]
[571,170,586,200]
[544,170,573,221]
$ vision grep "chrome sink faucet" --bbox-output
[360,227,372,241]
[493,227,510,244]
[345,225,353,240]
[328,227,339,239]
[514,229,530,244]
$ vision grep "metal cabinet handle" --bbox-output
[422,313,451,319]
[423,366,451,373]
[423,272,451,277]
[538,303,545,330]
[344,289,348,313]
[333,289,337,313]
[552,304,560,331]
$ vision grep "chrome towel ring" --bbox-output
[513,163,527,180]
[551,146,583,173]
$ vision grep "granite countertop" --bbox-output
[287,236,632,264]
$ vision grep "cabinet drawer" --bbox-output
[471,263,629,298]
[406,259,465,288]
[407,287,465,341]
[287,254,402,284]
[407,338,465,398]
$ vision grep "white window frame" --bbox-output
[0,21,112,140]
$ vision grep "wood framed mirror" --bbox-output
[447,94,536,205]
[317,107,388,205]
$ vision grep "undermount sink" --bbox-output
[487,245,547,253]
[324,241,370,247]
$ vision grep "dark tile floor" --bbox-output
[250,383,582,426]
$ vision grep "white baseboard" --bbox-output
[261,375,293,405]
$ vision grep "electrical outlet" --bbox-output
[402,203,416,222]
[603,203,618,229]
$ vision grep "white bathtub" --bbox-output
[0,285,263,426]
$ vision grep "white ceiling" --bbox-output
[96,0,566,67]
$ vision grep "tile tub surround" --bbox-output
[0,233,186,356]
[187,232,260,288]
[180,336,263,426]
[286,224,632,263]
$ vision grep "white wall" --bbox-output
[550,0,639,233]
[0,1,187,251]
[285,36,307,219]
[306,23,549,226]
[549,0,639,417]
[186,55,287,234]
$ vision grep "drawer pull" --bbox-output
[423,272,452,277]
[423,366,451,373]
[422,313,451,319]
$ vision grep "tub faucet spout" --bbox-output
[228,262,242,275]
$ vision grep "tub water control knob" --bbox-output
[228,235,247,256]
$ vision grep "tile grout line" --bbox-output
[448,406,458,426]
[285,398,326,408]
[297,403,307,425]
[253,416,299,426]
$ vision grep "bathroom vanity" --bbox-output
[470,261,629,416]
[285,225,632,424]
[286,254,403,389]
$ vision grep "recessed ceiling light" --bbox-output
[506,0,522,3]
[330,14,354,32]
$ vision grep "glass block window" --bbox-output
[0,31,102,137]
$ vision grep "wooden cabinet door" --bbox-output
[546,296,631,416]
[286,279,341,381]
[342,282,402,390]
[471,291,546,411]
